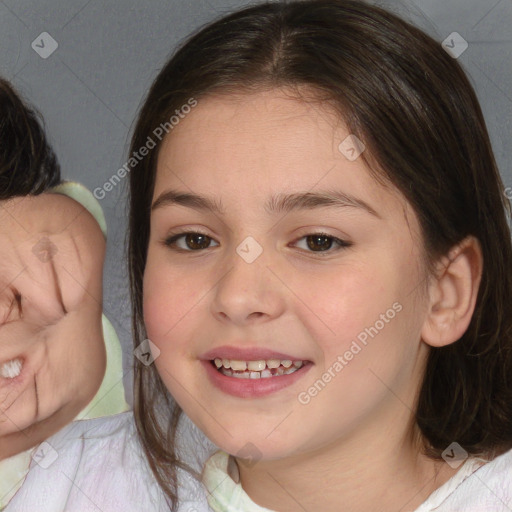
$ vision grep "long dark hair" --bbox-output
[0,78,61,198]
[127,1,512,509]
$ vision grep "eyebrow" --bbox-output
[151,189,380,218]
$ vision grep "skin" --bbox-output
[143,88,483,512]
[0,192,106,460]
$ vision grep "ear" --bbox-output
[421,236,483,348]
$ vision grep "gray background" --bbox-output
[0,0,510,406]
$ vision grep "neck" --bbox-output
[236,402,459,512]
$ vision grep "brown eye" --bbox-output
[293,233,352,254]
[164,232,219,251]
[184,233,212,250]
[306,234,334,251]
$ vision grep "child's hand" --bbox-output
[0,192,107,459]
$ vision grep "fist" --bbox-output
[0,192,106,459]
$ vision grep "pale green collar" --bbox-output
[49,181,107,238]
[202,450,274,512]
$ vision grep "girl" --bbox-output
[8,0,512,511]
[131,0,512,510]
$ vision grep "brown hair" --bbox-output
[127,1,512,508]
[0,78,61,198]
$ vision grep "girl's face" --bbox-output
[144,88,433,460]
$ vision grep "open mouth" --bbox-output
[212,358,306,379]
[0,357,23,379]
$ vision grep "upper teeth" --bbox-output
[214,358,303,371]
[0,358,22,379]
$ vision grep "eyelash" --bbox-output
[0,289,22,326]
[162,231,352,254]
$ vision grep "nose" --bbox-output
[210,243,286,326]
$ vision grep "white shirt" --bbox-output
[5,411,217,512]
[8,410,512,512]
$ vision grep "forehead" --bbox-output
[153,88,408,220]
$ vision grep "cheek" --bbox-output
[142,261,202,349]
[295,249,423,377]
[292,262,397,350]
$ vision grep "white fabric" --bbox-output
[7,408,512,512]
[414,447,512,511]
[4,411,217,512]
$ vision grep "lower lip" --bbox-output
[201,360,312,398]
